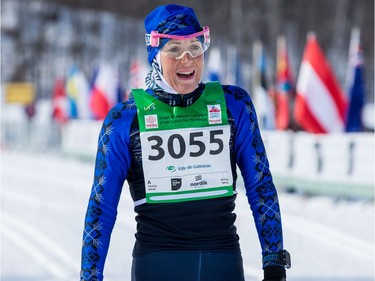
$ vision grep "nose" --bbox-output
[176,51,194,60]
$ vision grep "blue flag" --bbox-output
[346,64,365,132]
[206,47,222,82]
[346,29,365,132]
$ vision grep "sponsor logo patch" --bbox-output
[145,114,158,129]
[207,104,222,124]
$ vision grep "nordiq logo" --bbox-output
[145,114,158,129]
[166,166,176,172]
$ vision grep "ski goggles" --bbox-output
[145,26,210,59]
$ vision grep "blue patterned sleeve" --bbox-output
[80,102,135,281]
[224,85,284,268]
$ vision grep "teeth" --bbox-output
[178,71,193,75]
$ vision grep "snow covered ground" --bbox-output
[1,149,374,281]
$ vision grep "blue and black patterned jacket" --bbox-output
[80,83,284,281]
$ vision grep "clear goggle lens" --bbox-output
[145,26,210,59]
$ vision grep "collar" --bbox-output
[149,82,205,107]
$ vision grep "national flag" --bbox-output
[127,57,146,100]
[128,58,143,89]
[66,64,91,119]
[225,46,236,85]
[225,46,243,88]
[275,35,293,130]
[235,49,243,88]
[89,64,122,120]
[345,28,365,132]
[252,40,275,130]
[294,33,347,134]
[206,47,222,82]
[52,78,69,124]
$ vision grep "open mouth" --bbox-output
[177,70,195,78]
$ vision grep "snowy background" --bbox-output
[1,148,374,281]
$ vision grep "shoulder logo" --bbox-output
[207,104,222,124]
[144,103,156,111]
[145,114,158,129]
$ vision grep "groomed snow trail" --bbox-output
[1,149,374,281]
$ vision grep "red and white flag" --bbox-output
[126,57,147,99]
[89,64,121,120]
[128,58,144,90]
[52,78,69,124]
[294,33,347,133]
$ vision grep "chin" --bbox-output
[177,80,200,94]
[177,85,196,94]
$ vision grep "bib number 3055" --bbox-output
[146,128,225,161]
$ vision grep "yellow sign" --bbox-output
[5,82,36,105]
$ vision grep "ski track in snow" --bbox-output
[1,149,374,281]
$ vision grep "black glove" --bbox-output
[263,266,286,281]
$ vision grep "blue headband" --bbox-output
[144,4,202,65]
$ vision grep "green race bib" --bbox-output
[133,82,233,204]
